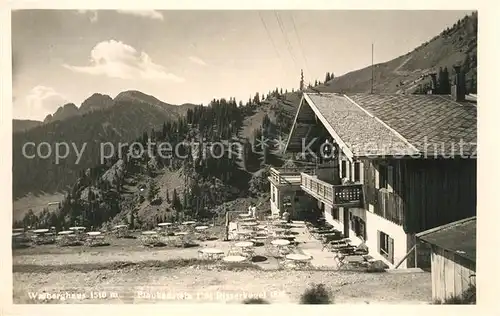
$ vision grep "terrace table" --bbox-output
[198,248,224,260]
[33,228,49,234]
[250,235,269,245]
[173,231,193,245]
[55,231,79,246]
[69,226,86,232]
[271,239,290,246]
[285,253,312,269]
[239,217,256,222]
[235,241,254,249]
[335,254,367,270]
[240,222,258,227]
[222,255,247,263]
[86,231,105,246]
[113,225,131,238]
[180,221,196,233]
[141,231,160,246]
[31,228,53,244]
[271,239,291,257]
[195,225,209,240]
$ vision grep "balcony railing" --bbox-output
[300,173,363,207]
[269,167,363,207]
[269,167,314,186]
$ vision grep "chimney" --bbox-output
[429,73,437,94]
[451,65,466,102]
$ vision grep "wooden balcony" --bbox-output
[300,173,363,208]
[269,167,363,208]
[269,167,313,186]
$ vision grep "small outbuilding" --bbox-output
[416,216,476,303]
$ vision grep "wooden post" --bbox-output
[225,211,229,241]
[414,240,418,268]
[343,207,349,237]
[394,244,416,269]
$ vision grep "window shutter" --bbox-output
[359,161,364,183]
[388,237,395,264]
[374,165,380,189]
[346,161,351,181]
[387,166,394,192]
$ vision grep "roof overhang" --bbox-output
[284,93,355,162]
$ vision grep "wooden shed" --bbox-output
[416,217,476,303]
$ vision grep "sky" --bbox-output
[12,10,471,120]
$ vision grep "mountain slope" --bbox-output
[79,93,115,114]
[318,12,477,94]
[12,98,197,198]
[114,90,199,118]
[44,103,80,123]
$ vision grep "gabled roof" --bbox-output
[416,217,476,262]
[347,93,477,157]
[285,92,477,158]
[305,93,419,158]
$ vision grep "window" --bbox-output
[332,207,339,220]
[341,160,347,178]
[368,204,374,213]
[378,164,388,189]
[378,231,394,264]
[376,163,394,192]
[354,161,361,182]
[353,216,366,240]
[387,166,394,192]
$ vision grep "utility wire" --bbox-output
[274,11,300,72]
[289,12,312,80]
[258,11,289,77]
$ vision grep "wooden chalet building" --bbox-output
[269,69,477,268]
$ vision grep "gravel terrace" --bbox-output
[13,223,432,304]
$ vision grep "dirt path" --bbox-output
[393,56,413,75]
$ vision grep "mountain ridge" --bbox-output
[15,90,200,131]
